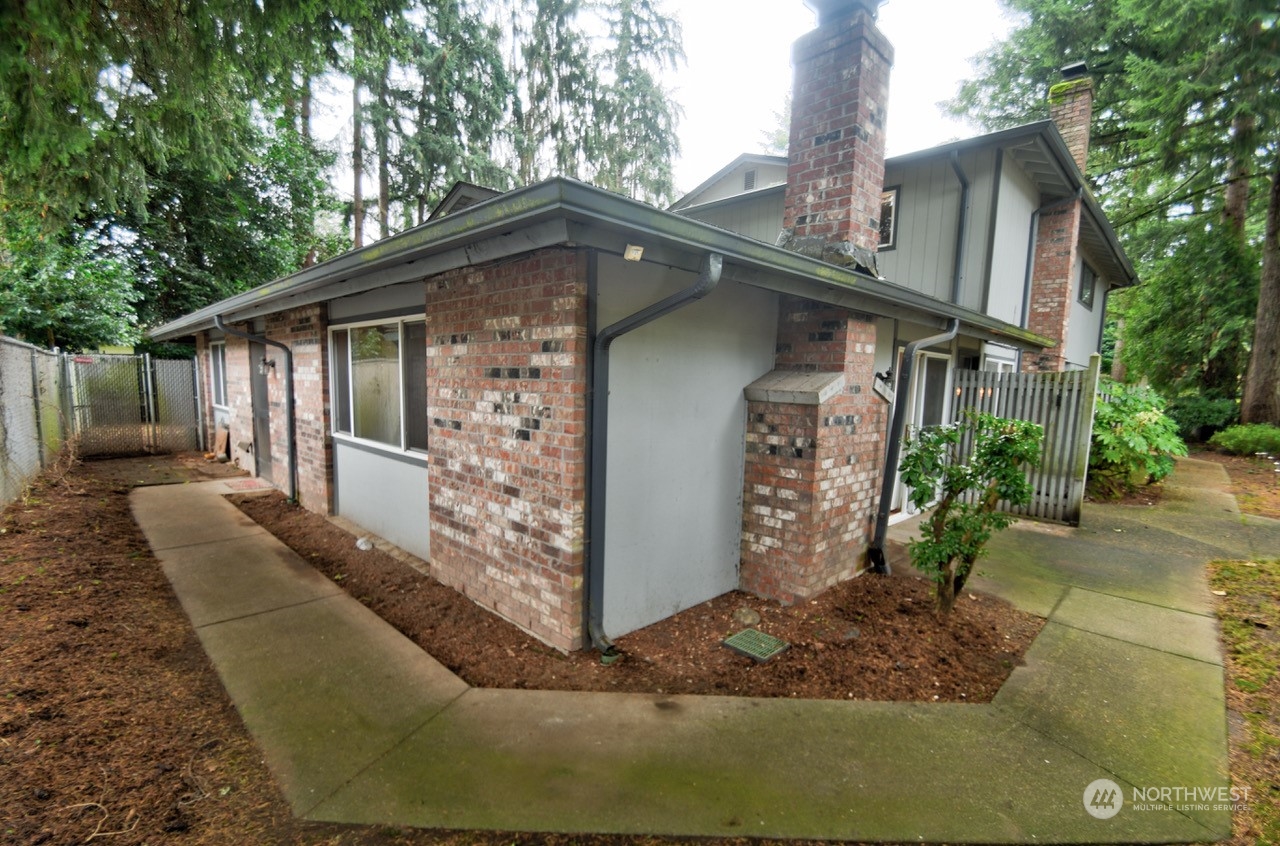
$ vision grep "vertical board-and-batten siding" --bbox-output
[878,147,997,310]
[949,354,1100,525]
[689,191,787,246]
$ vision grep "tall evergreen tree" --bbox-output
[949,0,1280,423]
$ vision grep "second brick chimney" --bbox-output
[779,0,894,274]
[1049,61,1094,172]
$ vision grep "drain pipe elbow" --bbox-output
[867,317,960,575]
[585,253,723,655]
[213,315,298,503]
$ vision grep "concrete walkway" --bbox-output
[130,457,1280,843]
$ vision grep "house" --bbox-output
[150,0,1127,654]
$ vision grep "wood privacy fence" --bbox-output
[949,354,1101,525]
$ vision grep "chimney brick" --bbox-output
[780,0,893,272]
[1049,75,1094,173]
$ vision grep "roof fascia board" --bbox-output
[148,183,577,339]
[208,219,573,330]
[151,177,1047,349]
[720,264,1051,350]
[672,183,787,216]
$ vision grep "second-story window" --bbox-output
[879,188,899,250]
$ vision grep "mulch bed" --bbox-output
[231,491,1043,704]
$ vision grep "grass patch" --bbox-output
[1209,558,1280,845]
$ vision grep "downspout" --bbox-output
[867,317,960,575]
[949,151,970,305]
[213,315,298,503]
[585,252,723,655]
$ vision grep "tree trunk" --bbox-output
[1111,318,1127,381]
[300,84,316,268]
[352,81,365,249]
[376,66,390,241]
[1241,163,1280,424]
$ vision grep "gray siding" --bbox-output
[987,159,1039,326]
[682,191,786,244]
[684,162,788,207]
[879,148,998,311]
[333,442,431,561]
[1065,256,1107,369]
[598,255,778,638]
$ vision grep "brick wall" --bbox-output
[221,334,253,472]
[424,249,588,652]
[262,304,331,513]
[742,299,886,604]
[781,0,893,254]
[1023,202,1082,373]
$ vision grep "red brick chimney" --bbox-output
[1024,63,1094,373]
[779,0,894,273]
[1049,61,1094,172]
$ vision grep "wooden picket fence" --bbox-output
[949,355,1101,525]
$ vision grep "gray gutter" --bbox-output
[150,179,1051,352]
[584,252,724,656]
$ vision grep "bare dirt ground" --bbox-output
[2,449,1275,844]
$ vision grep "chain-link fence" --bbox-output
[1,337,68,506]
[0,335,203,508]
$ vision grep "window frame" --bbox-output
[1078,260,1098,310]
[878,186,900,251]
[329,316,429,457]
[209,341,228,409]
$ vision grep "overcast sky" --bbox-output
[668,0,1017,193]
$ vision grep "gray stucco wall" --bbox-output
[597,255,778,638]
[333,441,431,562]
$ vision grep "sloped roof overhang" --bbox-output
[150,178,1050,351]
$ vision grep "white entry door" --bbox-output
[891,351,953,516]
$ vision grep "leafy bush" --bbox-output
[1209,424,1280,456]
[1089,381,1187,499]
[899,412,1043,614]
[1165,395,1238,441]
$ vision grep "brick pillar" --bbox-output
[424,249,588,652]
[263,304,332,513]
[779,0,893,269]
[741,297,887,604]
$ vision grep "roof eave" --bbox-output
[151,178,1051,352]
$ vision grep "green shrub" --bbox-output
[1165,395,1238,441]
[1089,381,1187,499]
[899,411,1043,614]
[1209,424,1280,456]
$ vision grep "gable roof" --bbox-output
[670,153,789,211]
[674,122,1137,288]
[149,178,1050,351]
